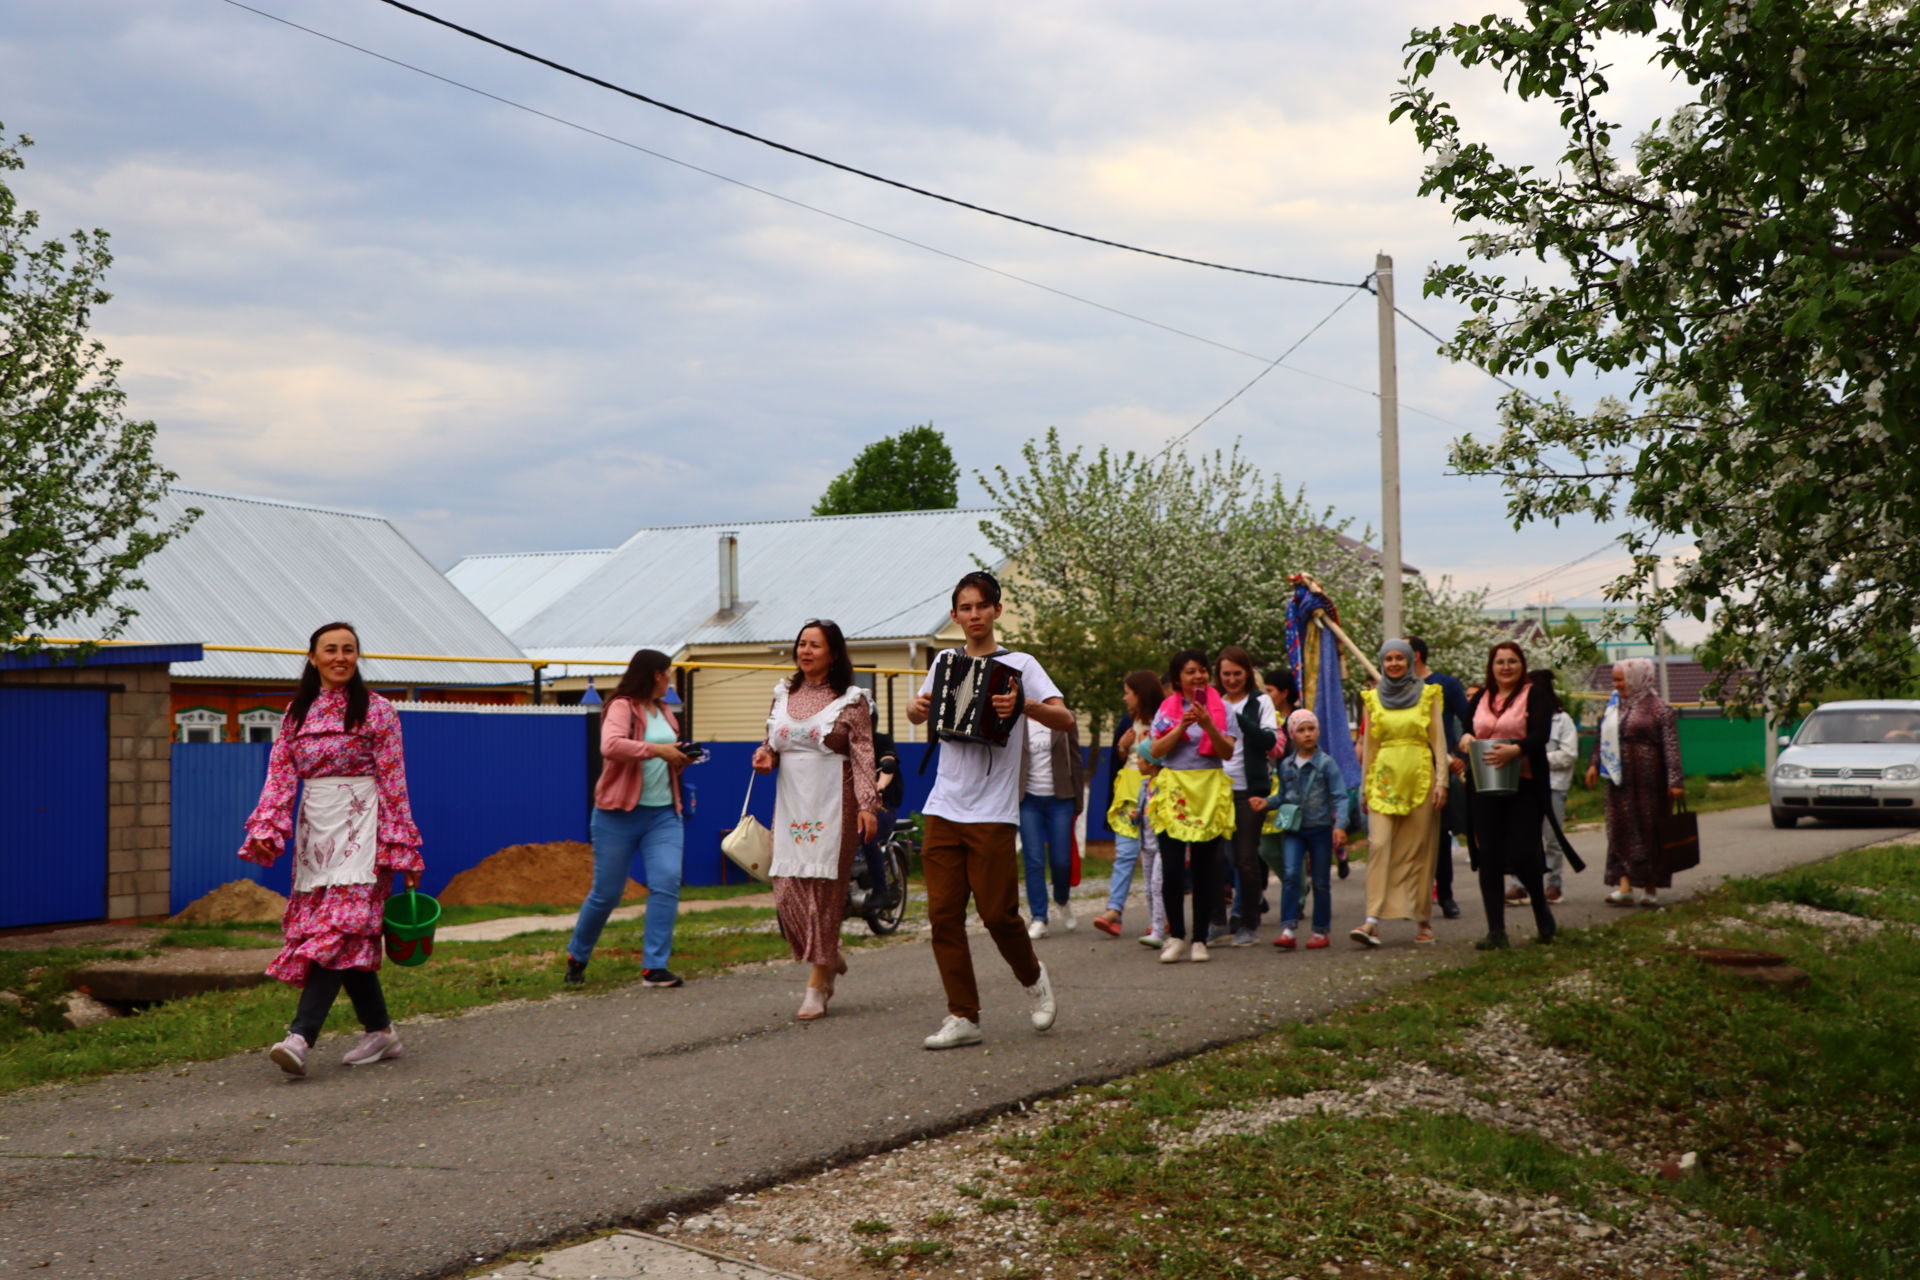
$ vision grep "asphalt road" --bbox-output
[1,807,1908,1280]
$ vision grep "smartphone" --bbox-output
[677,741,708,765]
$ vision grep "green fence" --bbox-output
[1576,713,1777,777]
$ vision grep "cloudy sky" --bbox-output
[4,1,1696,623]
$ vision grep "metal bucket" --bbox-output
[1470,739,1523,795]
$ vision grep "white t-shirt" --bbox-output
[919,649,1064,825]
[1024,717,1054,795]
[1220,693,1277,791]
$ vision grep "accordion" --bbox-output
[928,651,1026,747]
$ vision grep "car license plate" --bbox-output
[1817,784,1871,798]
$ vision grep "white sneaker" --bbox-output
[922,1014,983,1050]
[1138,931,1166,948]
[1027,918,1050,940]
[1158,938,1189,964]
[1025,962,1057,1032]
[1190,940,1210,963]
[1060,901,1076,932]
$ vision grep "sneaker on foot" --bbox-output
[268,1033,309,1077]
[641,967,685,988]
[1273,930,1297,950]
[1025,962,1057,1032]
[564,957,587,987]
[341,1027,403,1067]
[1027,918,1050,940]
[1336,855,1351,880]
[1060,901,1076,932]
[1546,885,1564,904]
[1305,933,1330,950]
[1206,922,1233,944]
[1637,893,1661,909]
[1138,930,1166,948]
[1189,940,1210,963]
[923,1014,983,1050]
[1232,928,1258,947]
[1504,884,1530,904]
[1157,937,1189,964]
[1439,897,1462,919]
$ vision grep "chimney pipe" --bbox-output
[718,532,739,614]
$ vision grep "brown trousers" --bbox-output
[922,815,1042,1022]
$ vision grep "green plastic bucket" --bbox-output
[383,890,442,967]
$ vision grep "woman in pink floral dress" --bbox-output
[752,620,880,1020]
[241,622,423,1077]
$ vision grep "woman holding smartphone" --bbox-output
[565,648,691,989]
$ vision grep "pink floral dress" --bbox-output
[240,690,424,986]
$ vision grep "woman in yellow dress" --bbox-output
[1146,649,1240,963]
[1350,639,1448,948]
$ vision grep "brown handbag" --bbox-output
[1657,795,1701,877]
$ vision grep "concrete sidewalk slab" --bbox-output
[477,1232,803,1279]
[0,807,1904,1280]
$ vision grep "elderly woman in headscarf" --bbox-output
[1252,708,1349,950]
[1350,640,1449,947]
[1585,657,1685,907]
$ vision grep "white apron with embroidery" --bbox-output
[768,682,869,879]
[293,776,380,892]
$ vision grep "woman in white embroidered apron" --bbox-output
[241,622,423,1077]
[752,620,881,1020]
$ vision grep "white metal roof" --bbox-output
[84,488,531,686]
[444,548,616,635]
[468,509,1003,663]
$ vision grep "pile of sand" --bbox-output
[168,880,290,926]
[439,841,644,907]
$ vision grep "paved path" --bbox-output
[0,808,1907,1280]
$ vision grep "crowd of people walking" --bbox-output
[239,593,1691,1074]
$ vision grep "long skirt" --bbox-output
[1364,803,1438,923]
[773,834,857,967]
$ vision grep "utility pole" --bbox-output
[1376,252,1403,643]
[1650,561,1673,703]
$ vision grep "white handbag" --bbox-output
[720,774,773,882]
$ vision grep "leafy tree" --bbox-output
[812,422,959,516]
[1393,2,1920,713]
[977,428,1500,747]
[2,128,195,654]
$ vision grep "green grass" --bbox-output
[934,842,1920,1280]
[0,900,892,1095]
[1563,768,1770,825]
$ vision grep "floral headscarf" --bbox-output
[1617,657,1659,706]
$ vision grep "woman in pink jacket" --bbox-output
[565,649,692,989]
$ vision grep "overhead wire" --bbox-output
[215,0,1466,422]
[1483,538,1623,604]
[1151,285,1367,461]
[369,0,1363,289]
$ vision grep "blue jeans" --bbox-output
[1019,793,1075,921]
[1265,825,1334,934]
[570,803,683,969]
[1107,830,1142,913]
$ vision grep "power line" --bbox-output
[1484,538,1622,604]
[217,1,1432,414]
[1152,286,1366,460]
[370,0,1365,290]
[1394,302,1524,393]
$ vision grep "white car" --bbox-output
[1770,699,1920,828]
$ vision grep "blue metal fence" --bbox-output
[169,742,279,911]
[0,688,107,928]
[170,716,1121,912]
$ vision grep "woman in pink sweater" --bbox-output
[565,649,692,989]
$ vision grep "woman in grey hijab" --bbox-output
[1350,640,1449,947]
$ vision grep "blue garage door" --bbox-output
[0,687,109,927]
